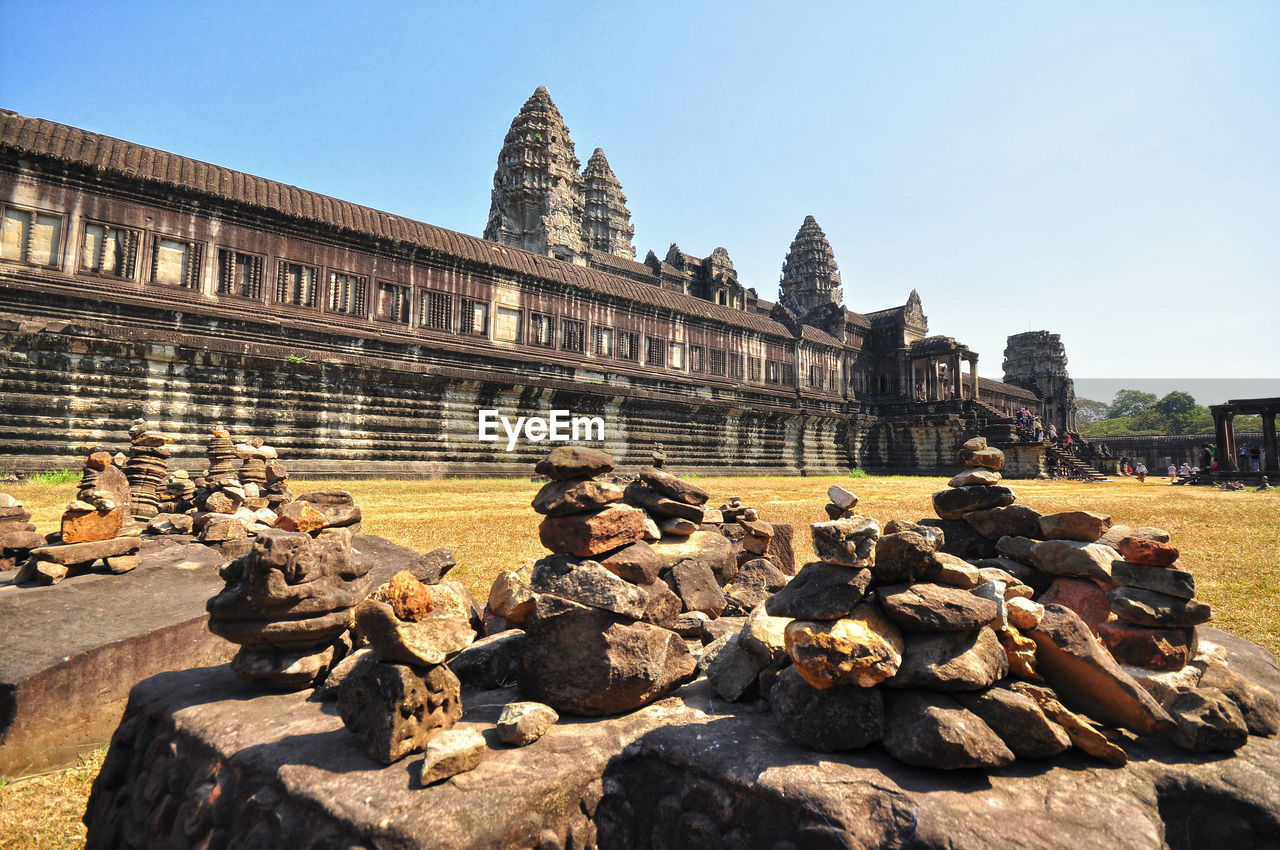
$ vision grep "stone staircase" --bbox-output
[1046,444,1110,482]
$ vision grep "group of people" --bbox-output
[1014,408,1076,452]
[1118,458,1201,483]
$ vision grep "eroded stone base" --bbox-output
[84,628,1280,850]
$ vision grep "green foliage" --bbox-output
[1074,398,1110,427]
[22,469,80,485]
[847,468,869,478]
[287,354,308,365]
[1106,389,1158,419]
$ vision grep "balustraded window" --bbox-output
[561,319,584,353]
[421,291,452,330]
[328,272,368,315]
[781,363,794,386]
[729,354,744,381]
[218,249,263,299]
[530,312,553,346]
[1,206,62,267]
[151,237,202,289]
[709,348,726,376]
[690,346,705,372]
[459,299,488,335]
[618,330,640,361]
[277,261,318,307]
[646,336,666,367]
[765,361,779,385]
[593,326,613,356]
[81,222,139,278]
[669,342,685,369]
[376,282,411,323]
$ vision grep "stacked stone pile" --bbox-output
[513,447,698,715]
[14,452,141,585]
[122,419,172,520]
[0,493,46,573]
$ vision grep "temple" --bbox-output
[0,88,1075,476]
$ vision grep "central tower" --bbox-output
[484,86,587,262]
[779,215,843,317]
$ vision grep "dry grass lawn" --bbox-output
[1,473,1277,848]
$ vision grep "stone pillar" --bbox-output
[951,353,962,399]
[969,354,980,400]
[1212,406,1236,472]
[1263,408,1278,473]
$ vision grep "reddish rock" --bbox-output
[276,500,329,533]
[597,541,662,585]
[86,451,113,471]
[1039,577,1112,628]
[380,571,437,621]
[1039,511,1112,543]
[538,505,648,558]
[61,506,125,544]
[1096,619,1197,671]
[1115,536,1180,567]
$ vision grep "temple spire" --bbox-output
[483,86,586,262]
[779,215,843,316]
[581,148,635,260]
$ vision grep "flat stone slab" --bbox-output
[84,628,1280,849]
[0,533,417,776]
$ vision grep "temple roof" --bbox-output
[779,214,842,314]
[0,111,794,338]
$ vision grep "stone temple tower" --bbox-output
[484,86,587,262]
[1003,331,1077,433]
[779,215,843,317]
[581,148,635,260]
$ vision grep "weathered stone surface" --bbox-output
[450,630,525,690]
[971,579,1007,629]
[638,467,709,505]
[1007,596,1045,630]
[639,579,681,630]
[948,468,1001,487]
[919,517,997,559]
[538,504,648,558]
[1026,604,1175,735]
[597,540,661,585]
[706,633,768,701]
[960,446,1006,472]
[337,661,462,765]
[531,555,650,618]
[82,626,1280,850]
[887,627,1008,691]
[1168,688,1248,753]
[61,507,125,544]
[531,478,624,516]
[785,605,903,689]
[519,595,696,715]
[659,516,697,536]
[231,643,337,690]
[1199,661,1280,736]
[30,536,139,566]
[666,558,726,617]
[274,499,328,533]
[103,553,141,574]
[317,646,375,697]
[964,504,1043,540]
[879,583,999,632]
[487,569,537,626]
[995,534,1037,564]
[1115,536,1180,566]
[1011,681,1129,765]
[1111,561,1195,599]
[1096,620,1197,671]
[1031,539,1119,583]
[534,447,614,481]
[1040,577,1112,628]
[811,516,879,567]
[764,562,871,620]
[733,556,788,592]
[353,599,475,666]
[738,604,790,664]
[956,686,1072,758]
[495,701,558,746]
[883,518,945,549]
[1110,587,1212,627]
[768,666,884,751]
[827,485,858,509]
[883,690,1014,769]
[933,485,1017,521]
[414,727,486,784]
[931,553,983,588]
[402,546,457,584]
[648,530,736,585]
[871,531,938,584]
[1039,511,1112,542]
[623,482,707,521]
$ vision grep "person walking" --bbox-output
[1136,462,1147,483]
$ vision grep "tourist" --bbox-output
[1135,462,1147,483]
[1033,417,1044,442]
[1167,463,1177,480]
[1048,423,1058,443]
[1191,465,1200,475]
[1250,445,1261,472]
[1064,432,1074,452]
[1179,462,1192,478]
[1239,445,1250,471]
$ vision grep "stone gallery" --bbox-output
[1,89,1078,478]
[63,441,1280,848]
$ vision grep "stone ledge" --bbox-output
[84,628,1280,849]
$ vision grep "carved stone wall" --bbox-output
[1003,331,1076,433]
[582,148,635,260]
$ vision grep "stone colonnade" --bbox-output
[1211,398,1279,473]
[910,350,979,402]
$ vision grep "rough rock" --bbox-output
[660,517,697,536]
[1115,536,1180,566]
[403,546,457,584]
[450,630,525,689]
[30,536,139,565]
[919,518,997,559]
[353,599,475,666]
[61,507,125,544]
[811,516,879,567]
[960,446,1007,472]
[738,604,790,664]
[666,558,726,617]
[971,580,1008,630]
[1007,597,1045,630]
[639,467,709,505]
[879,583,999,632]
[871,531,939,584]
[274,500,328,533]
[764,563,871,620]
[887,627,1008,691]
[487,570,537,626]
[1039,577,1112,628]
[519,595,696,715]
[948,468,1001,487]
[495,701,558,746]
[933,485,1016,521]
[532,478,624,516]
[623,482,707,521]
[538,504,648,558]
[706,633,768,701]
[785,605,903,689]
[534,447,614,481]
[1198,661,1280,736]
[956,686,1072,758]
[1031,539,1119,583]
[1011,682,1129,765]
[639,580,681,629]
[964,504,1043,540]
[882,691,1015,769]
[931,553,983,588]
[1168,688,1249,753]
[1038,511,1112,542]
[768,666,884,752]
[1026,604,1175,735]
[414,728,487,785]
[597,540,662,585]
[231,644,338,690]
[827,485,858,509]
[531,556,650,619]
[336,661,462,765]
[649,530,736,585]
[1096,620,1197,671]
[995,534,1037,564]
[1110,586,1212,627]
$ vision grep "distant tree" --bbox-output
[1074,398,1110,427]
[1151,391,1203,435]
[1083,416,1139,437]
[1106,389,1158,419]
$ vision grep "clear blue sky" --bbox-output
[2,1,1276,381]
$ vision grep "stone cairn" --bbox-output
[14,451,141,585]
[205,490,369,690]
[122,419,172,521]
[696,435,1278,766]
[0,493,46,575]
